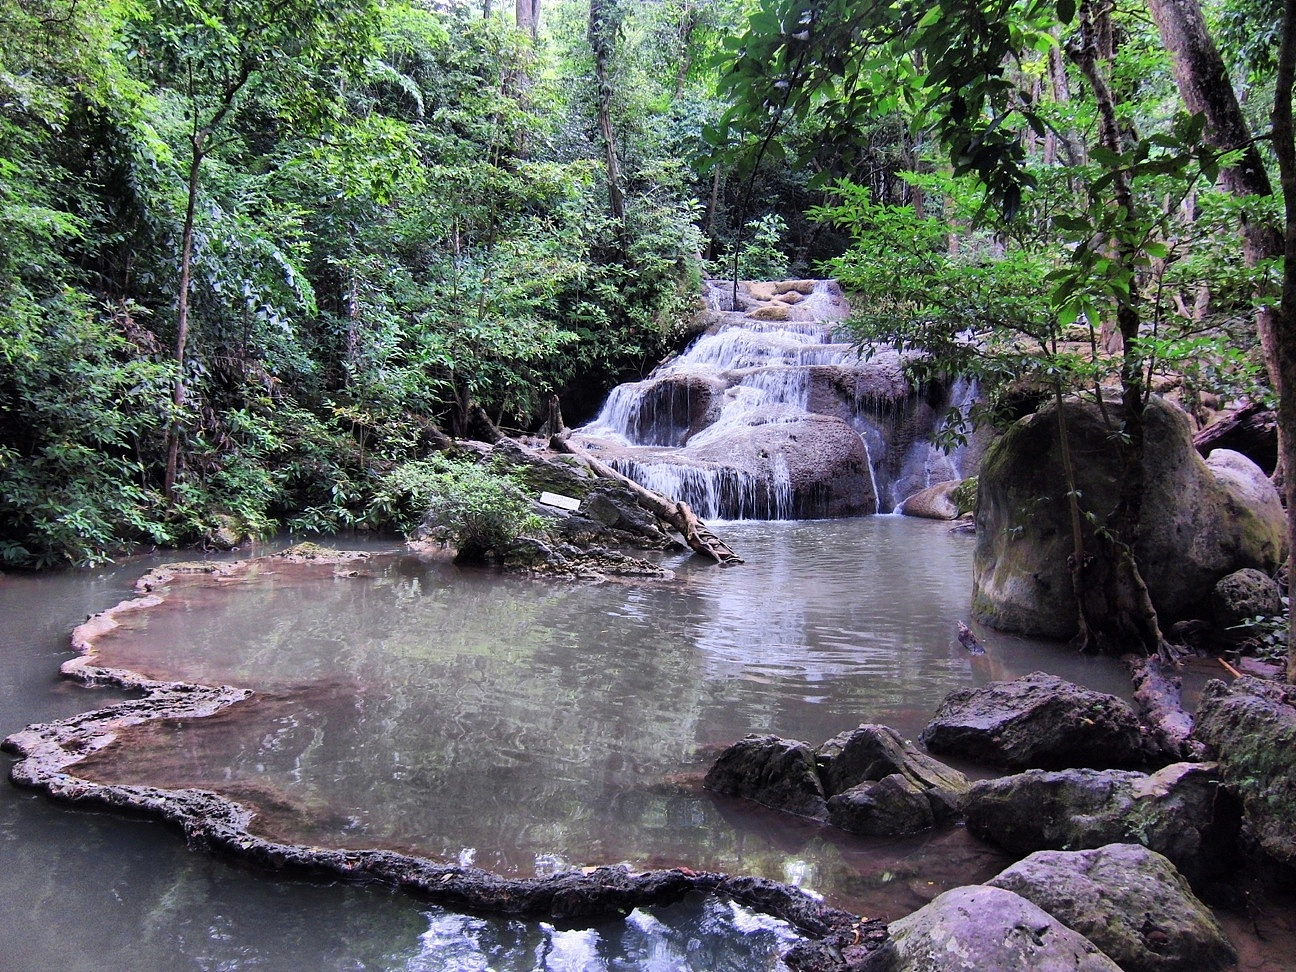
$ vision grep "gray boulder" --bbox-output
[920,672,1152,769]
[897,480,961,520]
[684,409,878,518]
[987,844,1236,972]
[827,773,934,836]
[962,763,1239,887]
[703,734,827,820]
[1210,567,1282,630]
[1194,675,1296,865]
[860,884,1119,972]
[973,396,1286,639]
[818,723,969,824]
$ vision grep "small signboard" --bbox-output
[538,491,581,512]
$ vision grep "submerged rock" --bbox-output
[961,763,1240,888]
[920,672,1153,770]
[973,396,1286,639]
[1194,675,1296,866]
[860,884,1119,972]
[827,773,934,835]
[817,723,969,825]
[987,843,1236,972]
[703,734,828,820]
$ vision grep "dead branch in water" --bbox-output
[551,434,743,565]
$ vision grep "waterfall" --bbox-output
[574,280,969,520]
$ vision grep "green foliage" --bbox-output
[714,213,791,280]
[372,455,543,562]
[1229,597,1291,664]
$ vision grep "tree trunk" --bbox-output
[1273,0,1296,683]
[163,140,205,501]
[514,0,539,38]
[1146,0,1286,461]
[1145,0,1296,681]
[589,0,626,235]
[1068,0,1164,656]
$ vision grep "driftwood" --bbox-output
[551,434,743,566]
[1125,653,1207,761]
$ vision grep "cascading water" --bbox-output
[574,279,971,519]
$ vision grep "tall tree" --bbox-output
[588,0,627,234]
[128,0,380,498]
[516,0,540,37]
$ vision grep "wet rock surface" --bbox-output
[706,724,970,838]
[817,723,969,824]
[896,480,961,520]
[827,774,934,836]
[859,884,1120,972]
[920,672,1155,769]
[986,843,1236,972]
[1194,675,1296,866]
[961,762,1240,889]
[703,733,829,820]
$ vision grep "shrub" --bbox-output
[372,455,542,562]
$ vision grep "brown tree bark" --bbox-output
[589,0,626,235]
[1273,0,1296,682]
[1146,0,1285,423]
[514,0,539,38]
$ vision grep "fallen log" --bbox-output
[1125,653,1207,761]
[551,434,743,565]
[1192,401,1277,474]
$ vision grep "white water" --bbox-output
[576,280,972,517]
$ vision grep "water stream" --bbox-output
[572,281,971,518]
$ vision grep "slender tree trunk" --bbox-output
[1273,0,1296,682]
[163,139,206,500]
[1068,0,1164,655]
[589,0,626,236]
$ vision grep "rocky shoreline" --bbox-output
[704,669,1296,970]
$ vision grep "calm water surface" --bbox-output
[5,521,1290,971]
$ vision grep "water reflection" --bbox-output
[70,519,1130,914]
[6,524,1295,970]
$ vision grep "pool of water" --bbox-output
[5,521,1291,971]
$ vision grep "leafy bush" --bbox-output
[371,455,542,562]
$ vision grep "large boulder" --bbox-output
[973,396,1286,639]
[683,409,878,518]
[987,844,1236,972]
[860,885,1120,972]
[703,734,828,820]
[1193,676,1296,866]
[961,763,1240,888]
[920,672,1153,769]
[818,723,969,823]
